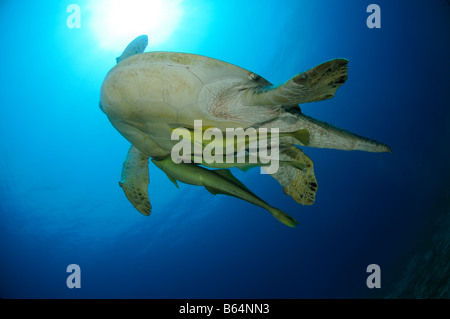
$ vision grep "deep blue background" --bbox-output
[0,0,449,298]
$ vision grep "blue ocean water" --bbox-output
[0,0,449,299]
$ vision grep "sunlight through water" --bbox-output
[89,0,184,50]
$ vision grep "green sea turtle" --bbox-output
[100,35,390,226]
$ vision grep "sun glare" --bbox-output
[89,0,183,51]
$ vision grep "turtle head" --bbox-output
[99,101,105,114]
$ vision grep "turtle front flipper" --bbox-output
[116,35,148,64]
[119,145,152,216]
[266,145,318,205]
[242,58,348,106]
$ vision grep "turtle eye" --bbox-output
[294,73,308,85]
[248,73,260,81]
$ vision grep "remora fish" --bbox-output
[172,127,310,152]
[151,157,298,227]
[187,154,307,172]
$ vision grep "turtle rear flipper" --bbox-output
[119,146,152,216]
[265,145,318,205]
[242,59,348,106]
